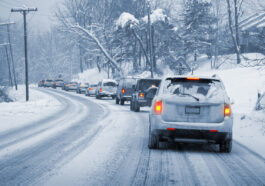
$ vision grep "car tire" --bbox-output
[148,132,159,149]
[130,101,133,111]
[116,98,119,104]
[135,102,140,112]
[120,99,125,105]
[220,140,232,153]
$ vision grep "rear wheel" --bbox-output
[148,132,159,149]
[220,140,232,153]
[120,99,125,105]
[116,98,119,104]
[135,102,140,112]
[130,101,133,111]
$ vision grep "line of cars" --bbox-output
[38,75,233,153]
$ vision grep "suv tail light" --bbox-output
[224,104,231,117]
[99,88,103,92]
[122,88,125,94]
[68,84,71,87]
[139,92,144,98]
[89,88,93,91]
[154,100,163,114]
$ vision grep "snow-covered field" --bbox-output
[0,85,62,133]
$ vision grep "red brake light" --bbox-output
[139,92,144,98]
[224,104,231,116]
[99,88,103,92]
[210,130,218,132]
[154,100,163,114]
[187,77,200,80]
[122,89,125,94]
[89,88,93,90]
[167,128,176,131]
[68,84,71,87]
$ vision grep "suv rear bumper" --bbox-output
[149,114,233,135]
[120,96,132,101]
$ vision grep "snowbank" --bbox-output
[0,86,62,133]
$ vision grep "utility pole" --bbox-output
[147,0,154,78]
[0,22,17,89]
[11,6,37,101]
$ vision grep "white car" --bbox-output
[96,79,118,99]
[85,84,97,96]
[149,75,233,152]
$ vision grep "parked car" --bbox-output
[76,82,89,94]
[96,79,118,99]
[116,77,137,105]
[64,81,79,91]
[130,78,161,112]
[52,79,64,88]
[44,79,53,88]
[85,84,97,96]
[148,76,233,153]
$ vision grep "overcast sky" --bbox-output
[0,0,64,32]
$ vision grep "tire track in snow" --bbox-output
[0,88,107,186]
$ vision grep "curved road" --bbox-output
[0,88,264,186]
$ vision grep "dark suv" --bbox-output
[130,78,161,112]
[116,78,137,105]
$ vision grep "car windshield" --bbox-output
[103,82,117,87]
[91,84,97,87]
[163,78,224,100]
[137,79,161,91]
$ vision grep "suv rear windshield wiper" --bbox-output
[176,92,200,101]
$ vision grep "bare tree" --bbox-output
[226,0,243,64]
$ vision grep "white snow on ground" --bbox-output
[72,68,108,84]
[0,85,62,133]
[195,53,265,158]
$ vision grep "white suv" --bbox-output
[96,79,118,99]
[149,76,233,152]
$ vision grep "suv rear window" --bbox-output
[163,78,224,99]
[137,79,161,91]
[91,84,97,87]
[123,79,137,88]
[46,80,52,82]
[103,82,117,87]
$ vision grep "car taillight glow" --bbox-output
[122,89,125,94]
[154,100,163,114]
[167,128,176,131]
[224,104,231,116]
[100,88,103,92]
[187,77,200,80]
[68,84,71,87]
[210,130,218,132]
[139,92,144,98]
[89,88,93,90]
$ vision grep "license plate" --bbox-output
[185,106,200,114]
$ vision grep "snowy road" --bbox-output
[0,88,264,186]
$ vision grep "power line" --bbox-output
[11,6,38,101]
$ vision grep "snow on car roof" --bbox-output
[164,75,221,81]
[102,79,118,83]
